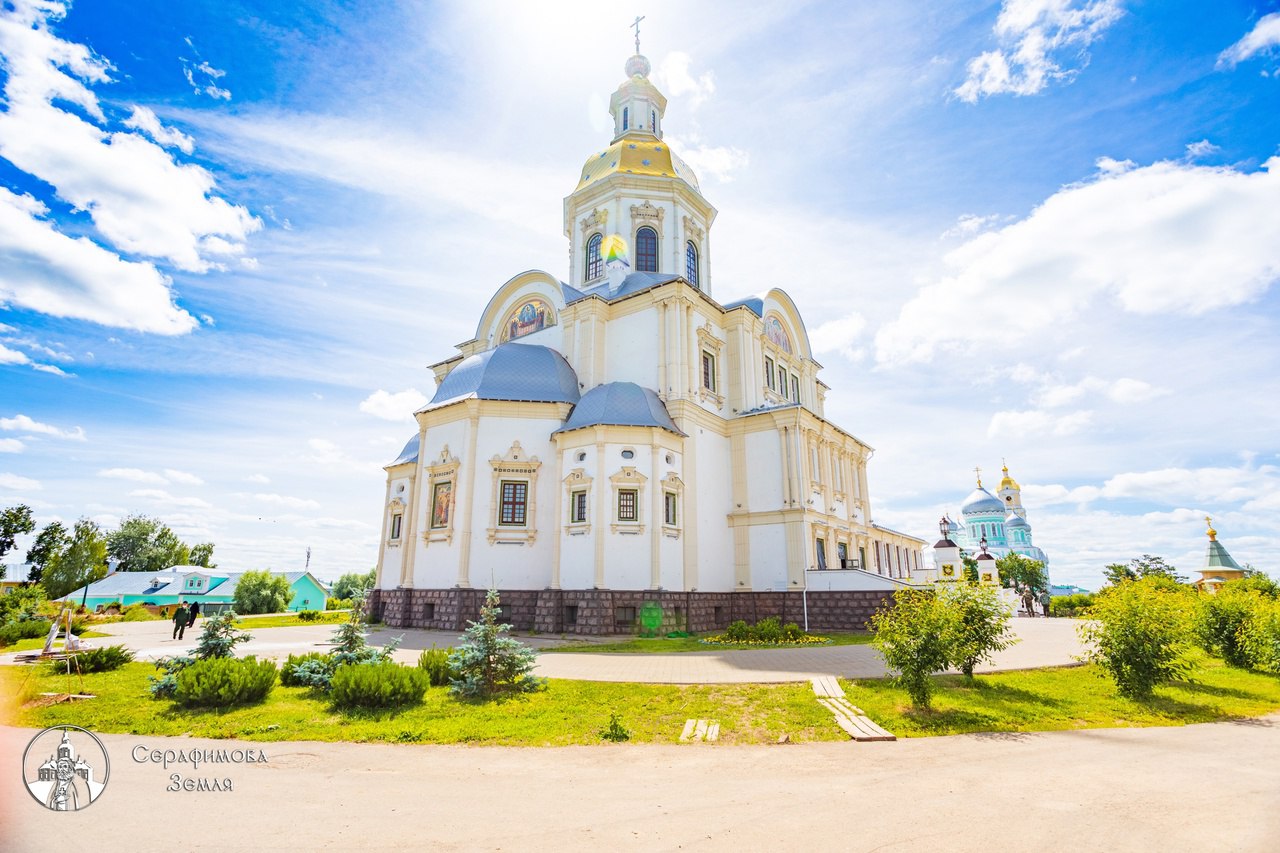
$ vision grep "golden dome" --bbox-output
[575,133,701,193]
[999,463,1019,491]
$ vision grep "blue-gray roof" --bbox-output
[722,297,763,316]
[555,382,684,435]
[567,271,680,304]
[426,343,580,410]
[389,434,419,467]
[961,486,1005,516]
[1006,514,1030,528]
[60,569,321,601]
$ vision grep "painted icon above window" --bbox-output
[764,314,792,354]
[501,298,555,342]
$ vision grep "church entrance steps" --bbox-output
[680,719,719,742]
[810,677,896,742]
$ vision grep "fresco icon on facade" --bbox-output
[24,726,110,811]
[501,298,555,342]
[764,314,792,354]
[431,481,453,529]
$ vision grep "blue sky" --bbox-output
[2,0,1279,589]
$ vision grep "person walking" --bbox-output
[1039,590,1053,618]
[172,602,189,640]
[187,600,200,627]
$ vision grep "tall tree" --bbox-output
[996,552,1049,595]
[42,519,108,599]
[1103,555,1186,585]
[233,570,293,614]
[188,542,216,569]
[0,504,36,563]
[331,569,376,600]
[107,515,201,571]
[24,521,69,585]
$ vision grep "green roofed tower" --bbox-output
[1194,516,1246,593]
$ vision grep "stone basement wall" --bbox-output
[372,588,891,635]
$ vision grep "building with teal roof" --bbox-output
[945,464,1050,569]
[1194,516,1247,593]
[59,567,329,613]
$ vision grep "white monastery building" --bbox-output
[370,47,926,634]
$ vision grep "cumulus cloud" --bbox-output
[0,472,41,491]
[359,388,428,421]
[252,493,321,510]
[245,473,271,484]
[1022,462,1280,508]
[662,133,750,183]
[1,414,86,440]
[875,156,1280,365]
[987,408,1093,438]
[164,468,204,485]
[942,213,1001,238]
[1185,139,1219,159]
[1033,376,1167,408]
[808,311,868,361]
[955,0,1124,102]
[128,488,212,508]
[654,52,715,109]
[0,438,24,453]
[123,105,194,154]
[99,467,169,485]
[1217,12,1280,68]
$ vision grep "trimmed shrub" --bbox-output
[1078,577,1196,699]
[418,646,456,687]
[174,656,277,708]
[281,652,333,687]
[332,661,428,709]
[870,588,955,709]
[0,619,52,647]
[52,644,134,674]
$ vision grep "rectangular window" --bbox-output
[499,480,528,526]
[390,513,403,540]
[664,491,677,525]
[424,602,436,620]
[778,365,787,393]
[811,446,822,483]
[791,374,800,403]
[615,606,636,629]
[571,490,588,524]
[764,357,775,390]
[837,542,848,567]
[816,538,827,570]
[617,489,638,522]
[564,604,578,626]
[701,351,716,392]
[859,546,867,573]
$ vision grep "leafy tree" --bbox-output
[1078,577,1196,699]
[942,582,1017,678]
[996,552,1049,595]
[869,588,955,710]
[107,515,199,572]
[961,554,979,585]
[0,504,35,564]
[151,526,190,568]
[188,542,216,569]
[41,519,108,599]
[1103,554,1186,586]
[232,569,292,614]
[448,589,544,698]
[331,569,376,601]
[25,521,68,585]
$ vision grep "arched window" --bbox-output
[586,233,603,280]
[685,241,699,287]
[622,107,629,131]
[636,226,658,272]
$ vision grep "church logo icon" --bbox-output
[23,725,110,811]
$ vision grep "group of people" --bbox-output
[171,601,201,640]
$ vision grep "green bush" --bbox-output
[417,646,456,687]
[1240,600,1280,673]
[870,588,955,709]
[599,712,631,742]
[122,604,161,621]
[1078,577,1196,699]
[281,652,333,687]
[1196,586,1265,667]
[754,616,783,643]
[0,619,52,646]
[941,583,1016,678]
[448,589,543,699]
[52,644,134,674]
[782,622,804,642]
[297,609,321,622]
[724,620,751,642]
[332,661,427,709]
[326,598,353,611]
[232,569,291,615]
[174,656,277,707]
[1050,593,1096,617]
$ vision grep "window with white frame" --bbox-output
[571,490,588,524]
[617,489,638,522]
[664,491,677,526]
[390,513,403,540]
[499,481,528,526]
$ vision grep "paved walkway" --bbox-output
[5,717,1278,851]
[6,615,1084,684]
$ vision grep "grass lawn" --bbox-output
[0,662,839,746]
[0,631,110,654]
[233,612,347,629]
[543,631,874,654]
[847,652,1280,737]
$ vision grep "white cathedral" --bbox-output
[370,48,926,634]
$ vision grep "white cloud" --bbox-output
[0,343,30,365]
[942,213,1000,238]
[359,388,428,421]
[99,467,168,485]
[163,469,204,485]
[1217,12,1280,68]
[987,408,1093,438]
[875,156,1280,365]
[0,472,41,491]
[245,473,271,484]
[653,52,715,109]
[1,414,86,440]
[122,106,194,154]
[808,311,868,361]
[1033,375,1167,408]
[128,488,212,508]
[955,0,1125,102]
[1185,139,1219,159]
[0,438,24,453]
[663,133,750,183]
[253,493,321,510]
[1022,462,1280,508]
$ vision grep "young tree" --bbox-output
[331,569,376,601]
[24,521,68,585]
[448,589,544,698]
[1078,577,1196,699]
[869,588,956,710]
[232,569,292,614]
[1103,555,1186,586]
[0,504,36,564]
[942,583,1017,678]
[41,519,108,599]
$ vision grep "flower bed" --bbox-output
[700,634,832,647]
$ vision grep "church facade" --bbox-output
[369,50,925,634]
[944,465,1050,568]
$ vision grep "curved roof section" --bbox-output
[389,434,420,467]
[961,486,1005,516]
[555,382,684,435]
[1006,514,1030,529]
[723,297,764,317]
[570,271,680,303]
[427,343,580,410]
[575,133,701,193]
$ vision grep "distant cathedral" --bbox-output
[369,39,925,634]
[944,464,1050,569]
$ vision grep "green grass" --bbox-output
[0,662,839,745]
[232,612,346,629]
[543,631,874,653]
[1,631,109,653]
[847,652,1280,737]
